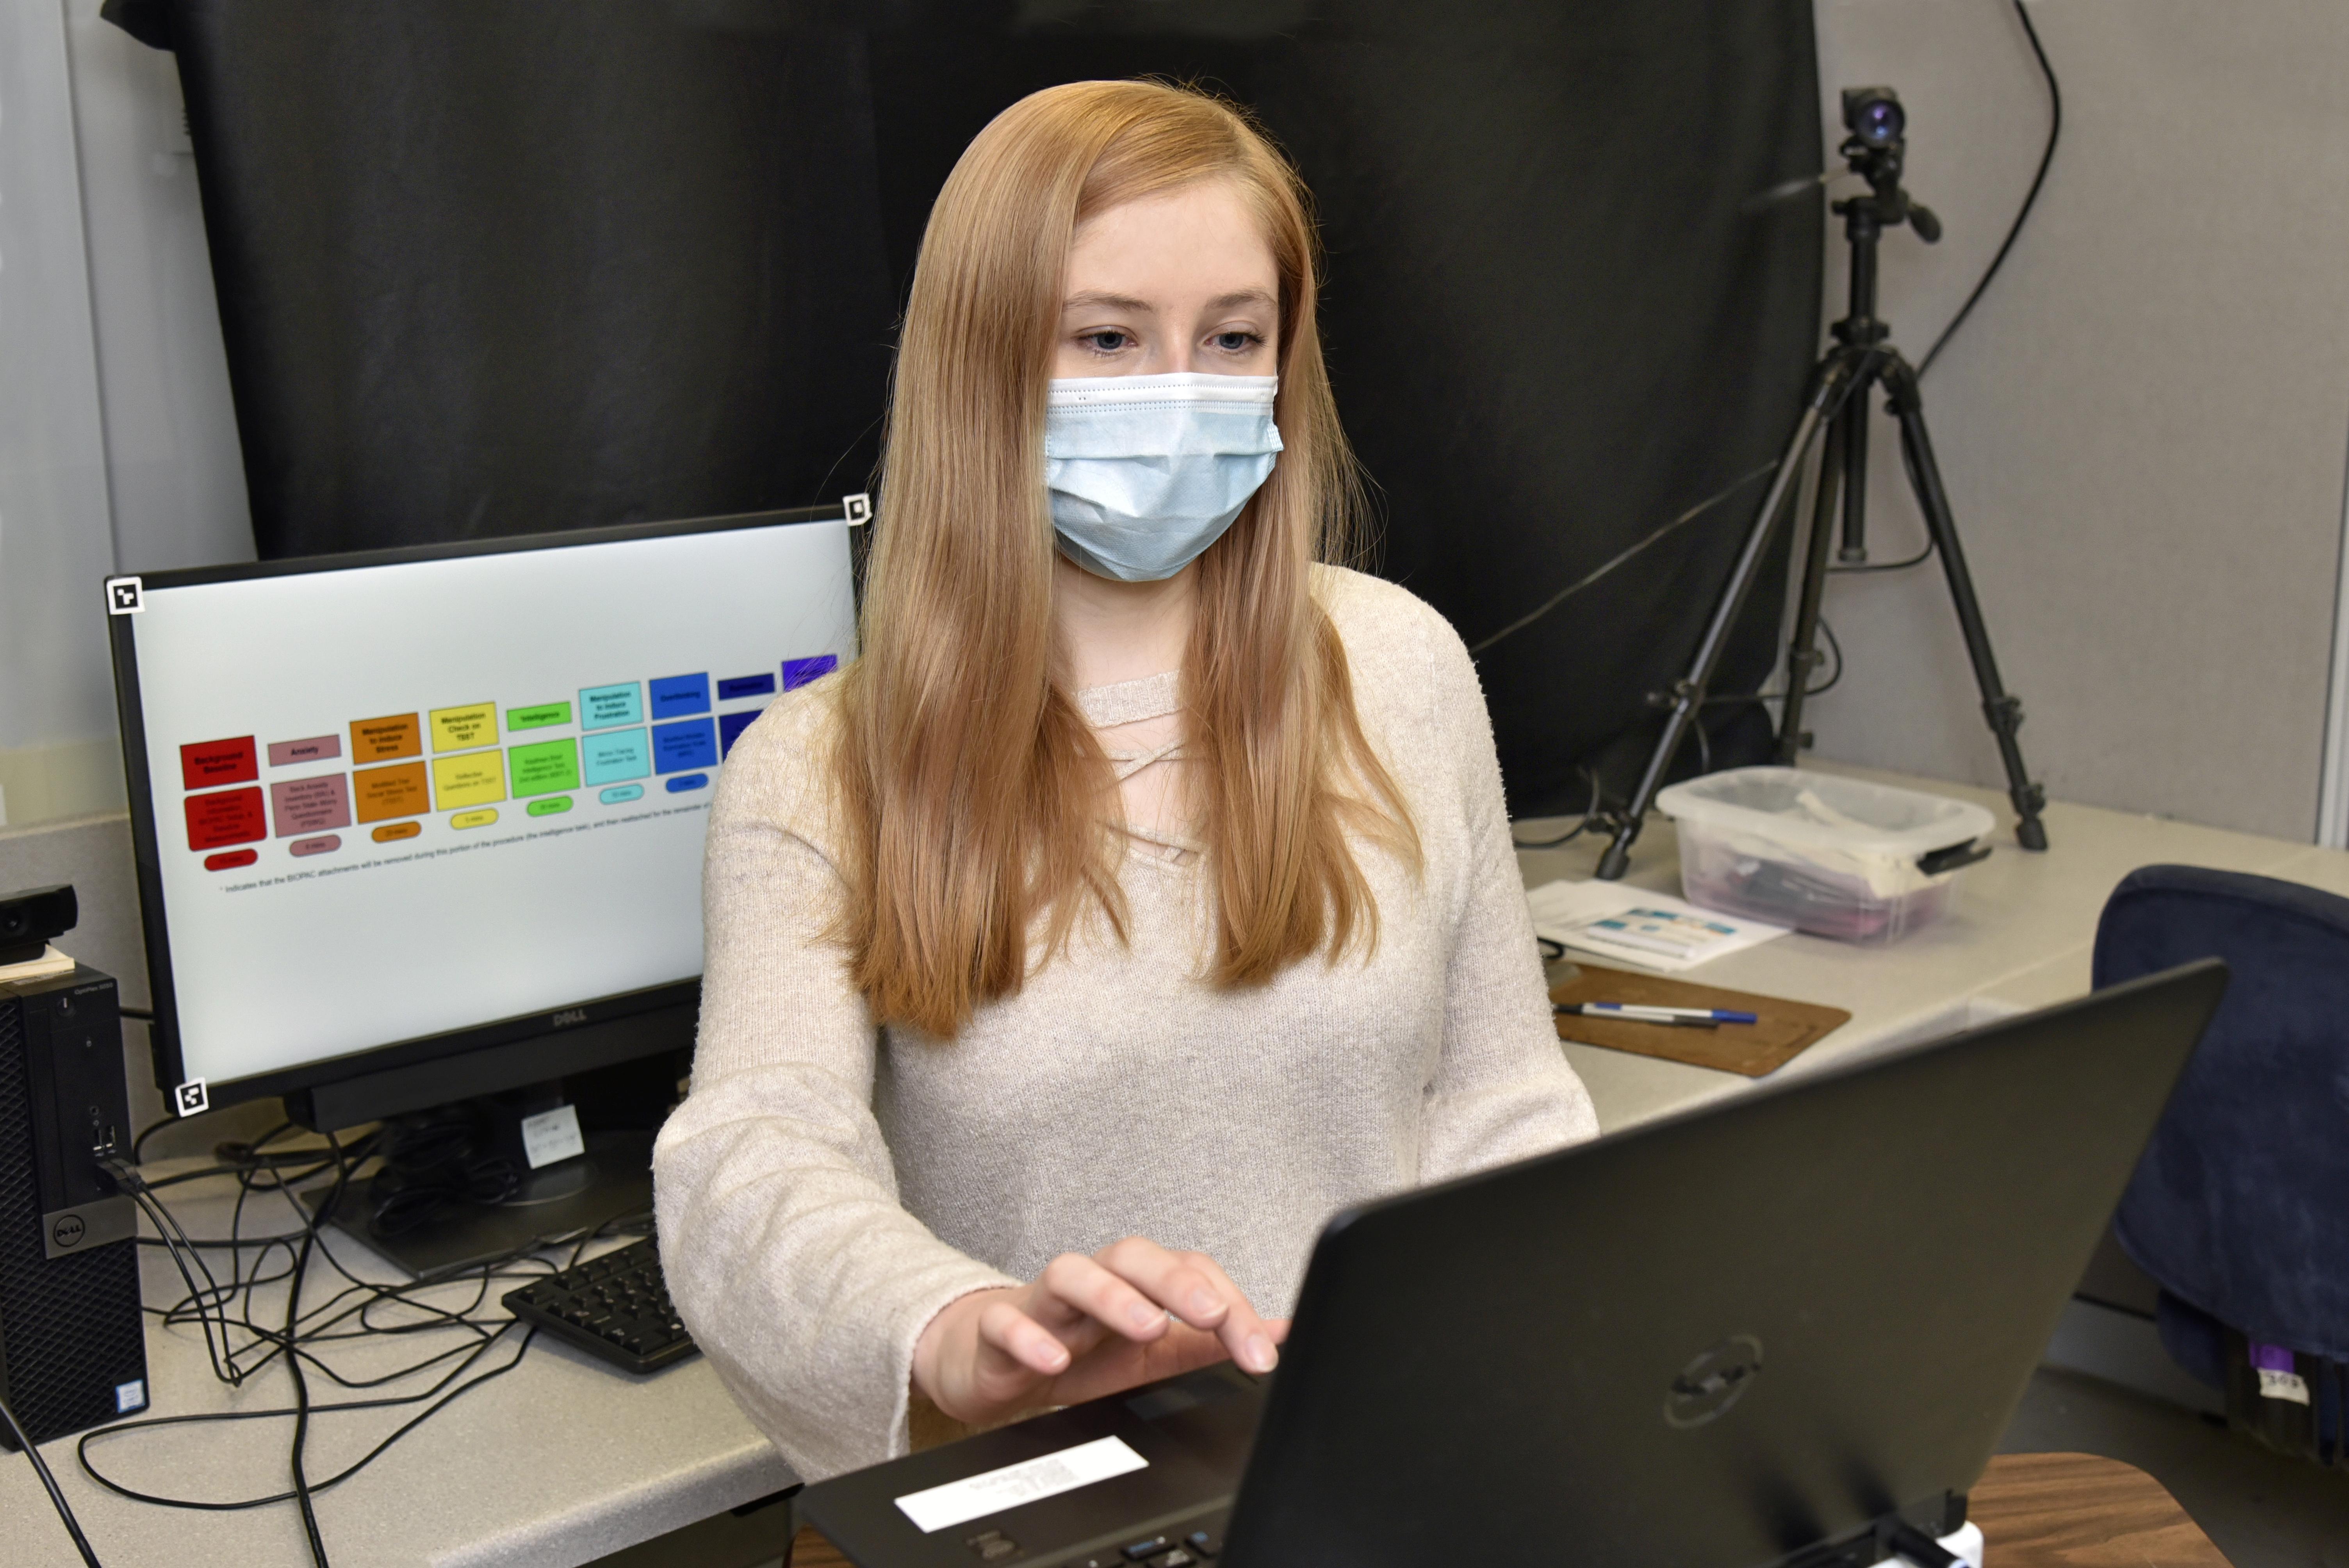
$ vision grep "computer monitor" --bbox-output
[107,506,857,1264]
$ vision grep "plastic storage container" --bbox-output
[1654,767,1996,945]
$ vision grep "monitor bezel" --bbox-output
[109,504,848,1110]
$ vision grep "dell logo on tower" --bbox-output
[1665,1335,1764,1428]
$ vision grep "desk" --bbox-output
[1515,761,2349,1134]
[5,1168,791,1568]
[783,1451,2233,1566]
[11,765,2331,1568]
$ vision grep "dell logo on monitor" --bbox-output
[551,1008,589,1028]
[1665,1335,1764,1428]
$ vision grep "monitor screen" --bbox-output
[110,509,855,1108]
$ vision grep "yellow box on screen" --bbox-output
[430,702,498,752]
[431,751,506,810]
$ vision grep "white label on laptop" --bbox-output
[894,1436,1148,1533]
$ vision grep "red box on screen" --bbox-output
[180,736,259,790]
[186,787,266,851]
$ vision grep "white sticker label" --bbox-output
[2257,1367,2311,1406]
[116,1379,146,1413]
[519,1104,585,1169]
[174,1078,210,1117]
[894,1435,1148,1534]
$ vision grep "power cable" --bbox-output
[1468,460,1780,656]
[3,1387,107,1568]
[76,1133,641,1554]
[1917,0,2062,381]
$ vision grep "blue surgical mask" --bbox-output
[1044,373,1283,582]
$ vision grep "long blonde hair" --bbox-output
[836,79,1418,1038]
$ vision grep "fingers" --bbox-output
[1170,1250,1280,1374]
[1030,1251,1175,1347]
[1095,1238,1279,1375]
[974,1296,1073,1379]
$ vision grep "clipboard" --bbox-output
[1551,963,1849,1077]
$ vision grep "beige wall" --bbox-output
[1803,0,2349,842]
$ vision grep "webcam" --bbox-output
[0,884,78,966]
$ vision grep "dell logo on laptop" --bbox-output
[551,1008,588,1028]
[1665,1335,1764,1427]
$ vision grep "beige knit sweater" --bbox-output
[652,566,1597,1480]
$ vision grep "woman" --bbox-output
[653,79,1596,1479]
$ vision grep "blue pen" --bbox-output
[1555,1002,1759,1025]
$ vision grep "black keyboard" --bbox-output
[502,1235,697,1374]
[1049,1511,1228,1568]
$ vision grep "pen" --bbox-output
[1556,1003,1758,1025]
[1554,1005,1717,1030]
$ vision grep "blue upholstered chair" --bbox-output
[2094,864,2349,1467]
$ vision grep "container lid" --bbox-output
[1654,766,1996,856]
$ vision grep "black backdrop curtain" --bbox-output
[123,0,1820,818]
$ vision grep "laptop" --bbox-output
[799,960,2228,1568]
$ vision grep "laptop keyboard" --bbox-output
[1045,1511,1228,1568]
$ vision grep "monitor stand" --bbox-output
[304,1128,655,1279]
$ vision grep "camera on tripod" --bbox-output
[1593,84,2048,878]
[1841,86,1906,150]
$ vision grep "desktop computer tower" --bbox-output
[0,965,150,1447]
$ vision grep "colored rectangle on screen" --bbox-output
[581,729,650,786]
[718,710,760,757]
[180,737,258,791]
[649,673,711,719]
[430,702,497,752]
[350,713,422,763]
[509,738,581,797]
[782,654,838,690]
[506,702,572,732]
[185,786,266,851]
[269,774,352,836]
[716,673,775,701]
[267,734,341,768]
[651,718,717,773]
[579,683,642,730]
[353,762,429,824]
[432,751,506,810]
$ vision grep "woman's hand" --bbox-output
[911,1237,1287,1429]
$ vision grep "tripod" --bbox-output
[1593,94,2050,880]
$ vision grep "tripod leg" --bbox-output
[1880,355,2050,850]
[1595,355,1857,879]
[1775,396,1856,763]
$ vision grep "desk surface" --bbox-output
[11,765,2326,1568]
[1515,761,2349,1133]
[784,1450,2234,1567]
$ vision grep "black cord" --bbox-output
[1829,431,1941,575]
[129,1115,177,1164]
[1468,460,1781,656]
[118,1005,154,1021]
[80,1138,637,1529]
[2,1388,106,1567]
[1511,766,1604,850]
[1917,0,2062,380]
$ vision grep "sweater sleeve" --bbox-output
[652,696,1016,1482]
[1412,611,1601,1184]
